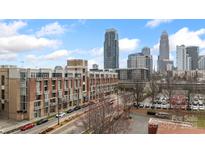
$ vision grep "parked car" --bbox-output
[147,110,156,115]
[133,103,139,107]
[36,118,48,125]
[151,104,155,109]
[192,104,198,111]
[156,103,161,109]
[155,112,171,119]
[199,104,205,110]
[66,108,75,114]
[56,112,66,118]
[139,103,144,108]
[73,106,81,111]
[162,104,168,109]
[81,103,89,108]
[145,103,150,108]
[21,123,35,131]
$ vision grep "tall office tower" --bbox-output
[158,31,172,72]
[127,52,153,73]
[176,45,192,70]
[198,56,205,70]
[104,28,119,69]
[142,47,150,56]
[186,46,199,70]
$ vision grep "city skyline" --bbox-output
[1,19,205,69]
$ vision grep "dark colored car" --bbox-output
[81,103,89,108]
[74,106,81,111]
[151,104,155,109]
[21,123,35,131]
[66,108,74,113]
[133,103,139,107]
[36,118,48,125]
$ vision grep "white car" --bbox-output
[192,105,199,111]
[56,112,66,118]
[199,104,205,110]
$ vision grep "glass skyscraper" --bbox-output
[104,28,119,69]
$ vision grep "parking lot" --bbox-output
[135,92,205,111]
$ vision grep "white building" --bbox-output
[176,45,192,71]
[198,56,205,70]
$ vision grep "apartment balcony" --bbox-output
[36,90,42,95]
[50,102,57,106]
[34,106,41,110]
[20,82,26,87]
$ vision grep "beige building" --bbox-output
[0,60,118,121]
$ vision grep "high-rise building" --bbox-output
[198,56,205,70]
[104,28,119,69]
[186,46,199,70]
[158,31,173,73]
[176,45,192,71]
[127,52,153,73]
[142,47,150,56]
[159,31,169,59]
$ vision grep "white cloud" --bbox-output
[152,27,205,53]
[146,19,173,28]
[119,38,140,52]
[0,35,60,54]
[36,22,65,37]
[0,20,27,37]
[44,49,69,60]
[26,49,70,62]
[0,53,17,60]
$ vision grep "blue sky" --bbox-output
[1,19,205,69]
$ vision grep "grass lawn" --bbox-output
[197,116,205,128]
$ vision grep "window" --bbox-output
[58,80,62,90]
[36,95,41,100]
[83,69,85,73]
[1,75,5,85]
[2,104,5,111]
[83,76,85,82]
[52,80,56,90]
[1,90,5,99]
[83,85,86,91]
[64,80,68,89]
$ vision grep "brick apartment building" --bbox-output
[0,59,118,121]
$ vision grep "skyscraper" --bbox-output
[127,51,153,73]
[159,31,169,59]
[158,31,173,72]
[142,46,150,56]
[176,45,192,71]
[104,28,119,69]
[186,46,199,70]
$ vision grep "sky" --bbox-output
[1,19,205,69]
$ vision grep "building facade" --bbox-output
[186,46,199,70]
[142,46,150,56]
[0,59,118,121]
[176,45,192,71]
[116,68,150,82]
[198,56,205,70]
[104,28,119,69]
[158,31,173,73]
[127,52,153,74]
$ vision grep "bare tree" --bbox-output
[164,72,174,109]
[131,81,144,108]
[81,93,131,134]
[150,76,159,104]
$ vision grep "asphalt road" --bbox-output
[12,107,88,134]
[128,113,151,134]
